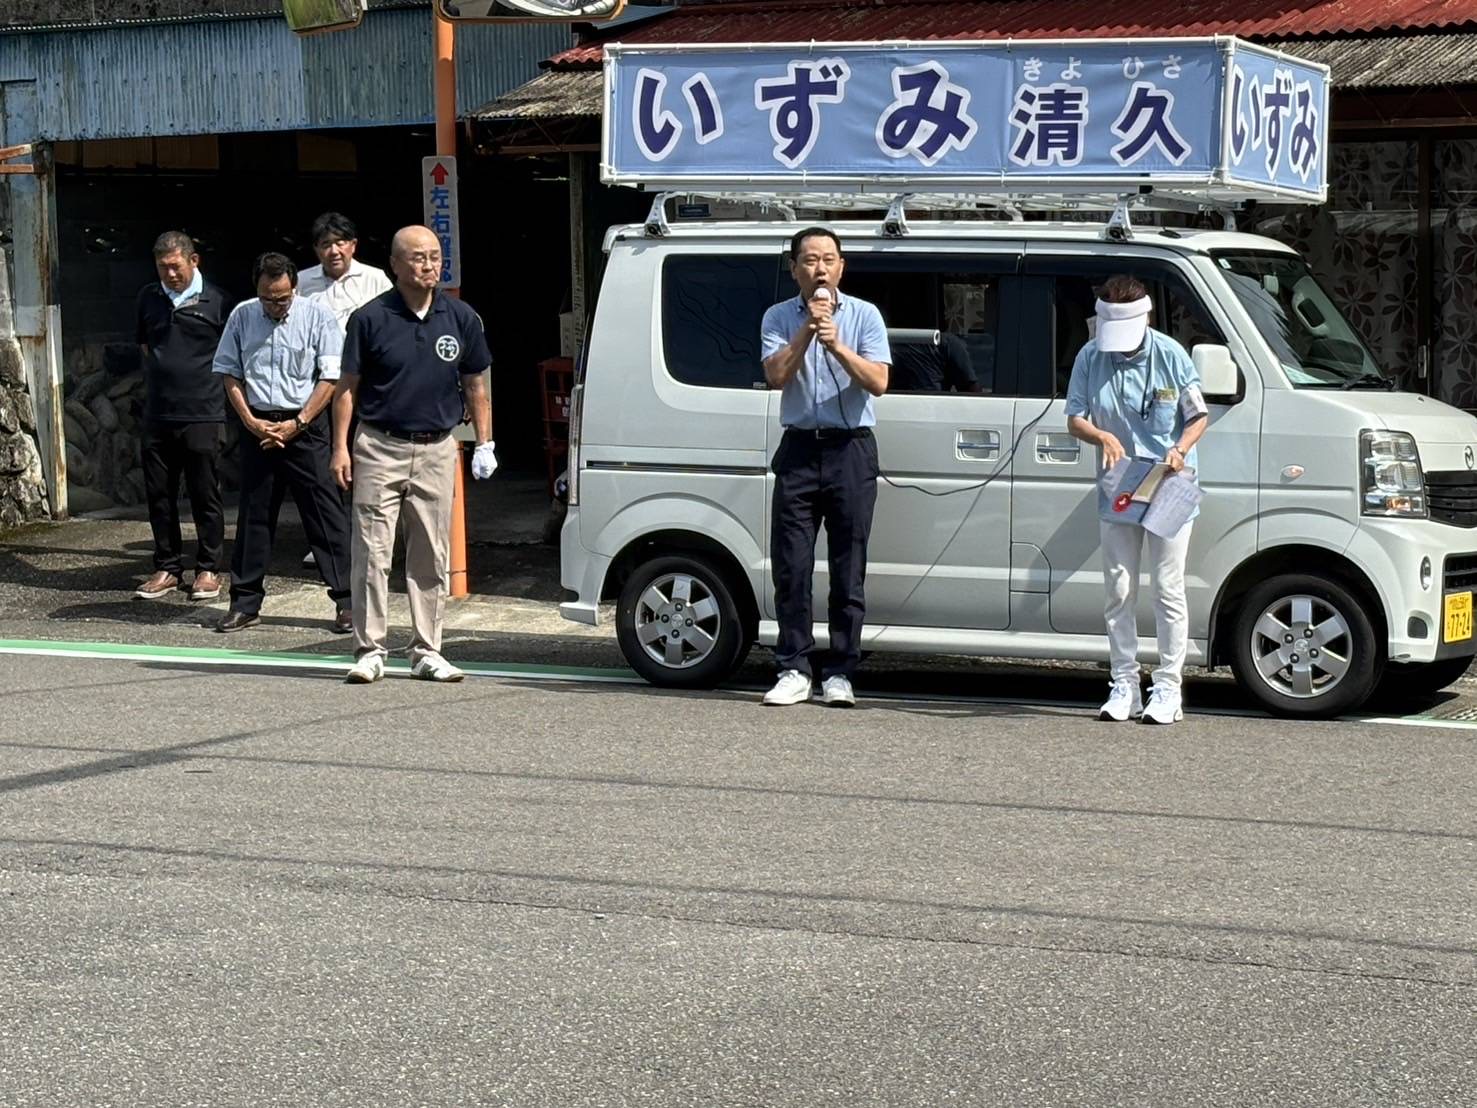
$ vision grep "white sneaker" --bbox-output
[821,675,856,707]
[1140,686,1184,725]
[763,669,813,706]
[1098,680,1144,722]
[346,654,384,684]
[411,653,465,683]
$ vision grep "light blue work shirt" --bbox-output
[212,295,343,411]
[163,269,204,308]
[760,292,891,430]
[1065,329,1206,524]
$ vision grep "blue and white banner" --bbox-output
[603,38,1329,201]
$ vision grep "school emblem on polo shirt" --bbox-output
[434,334,461,362]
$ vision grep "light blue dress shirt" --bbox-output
[212,296,343,411]
[1065,329,1205,524]
[760,292,891,429]
[163,269,204,308]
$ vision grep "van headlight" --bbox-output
[1360,430,1426,518]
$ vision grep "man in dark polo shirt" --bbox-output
[330,225,494,684]
[134,231,234,601]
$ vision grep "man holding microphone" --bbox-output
[759,227,891,707]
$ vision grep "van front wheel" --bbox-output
[1229,574,1381,719]
[616,554,746,688]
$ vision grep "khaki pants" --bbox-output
[351,425,457,664]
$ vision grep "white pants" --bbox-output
[1100,520,1193,692]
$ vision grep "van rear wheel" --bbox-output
[616,554,747,688]
[1229,574,1381,719]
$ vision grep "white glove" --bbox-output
[470,441,498,480]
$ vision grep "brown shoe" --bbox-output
[189,571,222,601]
[332,608,353,635]
[217,610,261,633]
[135,571,181,599]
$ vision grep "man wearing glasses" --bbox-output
[330,225,494,684]
[212,252,353,633]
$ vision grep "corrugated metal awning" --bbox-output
[547,0,1477,68]
[1281,30,1477,88]
[1,0,424,34]
[472,69,604,120]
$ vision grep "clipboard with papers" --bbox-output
[1104,457,1203,537]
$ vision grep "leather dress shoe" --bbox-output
[135,571,180,599]
[332,608,353,634]
[190,571,222,601]
[217,610,261,633]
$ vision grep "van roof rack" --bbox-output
[640,188,1238,240]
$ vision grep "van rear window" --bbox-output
[662,255,783,389]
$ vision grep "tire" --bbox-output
[616,553,748,688]
[1379,655,1474,701]
[1229,573,1382,719]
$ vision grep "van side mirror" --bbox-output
[1192,343,1240,403]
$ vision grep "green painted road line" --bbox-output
[4,638,1473,724]
[0,639,641,684]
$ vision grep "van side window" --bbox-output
[662,255,782,389]
[1019,258,1226,397]
[841,256,1017,395]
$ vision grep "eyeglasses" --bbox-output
[400,252,442,269]
[259,293,293,307]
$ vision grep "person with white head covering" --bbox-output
[1065,274,1210,725]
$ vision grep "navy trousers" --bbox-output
[229,411,352,616]
[770,428,880,680]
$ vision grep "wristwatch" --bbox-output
[293,412,308,431]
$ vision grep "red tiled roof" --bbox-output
[549,0,1477,68]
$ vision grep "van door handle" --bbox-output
[956,429,1000,460]
[1035,433,1081,463]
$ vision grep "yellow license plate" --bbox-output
[1444,592,1473,643]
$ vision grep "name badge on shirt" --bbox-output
[1154,387,1178,401]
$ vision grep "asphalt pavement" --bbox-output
[2,495,1476,1105]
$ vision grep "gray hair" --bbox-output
[152,230,196,259]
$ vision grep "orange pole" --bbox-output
[435,9,470,598]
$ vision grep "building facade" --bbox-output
[0,1,571,518]
[475,0,1477,413]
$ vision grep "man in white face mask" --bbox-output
[1065,275,1210,725]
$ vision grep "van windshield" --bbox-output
[1212,251,1392,389]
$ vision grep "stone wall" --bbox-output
[63,341,148,515]
[0,332,49,529]
[63,340,241,515]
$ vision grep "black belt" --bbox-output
[784,426,872,441]
[366,421,451,444]
[249,408,301,421]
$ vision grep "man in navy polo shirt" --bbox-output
[760,226,891,708]
[330,225,495,685]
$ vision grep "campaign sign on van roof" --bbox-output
[602,38,1330,203]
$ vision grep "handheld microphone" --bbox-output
[808,284,832,346]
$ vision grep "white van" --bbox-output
[559,213,1477,718]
